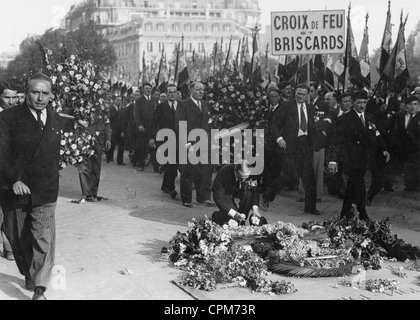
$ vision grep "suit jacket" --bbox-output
[134,95,158,134]
[152,100,177,138]
[212,164,259,214]
[337,108,387,172]
[269,100,316,155]
[176,97,211,147]
[0,103,62,206]
[391,111,420,155]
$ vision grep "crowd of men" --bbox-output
[1,75,419,298]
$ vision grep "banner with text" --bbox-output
[271,10,346,55]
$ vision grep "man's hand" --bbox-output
[383,151,391,163]
[253,207,261,218]
[78,120,89,128]
[13,181,31,196]
[138,126,145,133]
[105,140,111,151]
[278,138,287,149]
[234,213,246,222]
[149,139,156,148]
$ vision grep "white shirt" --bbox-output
[0,106,4,113]
[297,102,308,137]
[270,104,279,113]
[405,113,413,128]
[355,110,365,125]
[144,95,151,101]
[28,106,47,126]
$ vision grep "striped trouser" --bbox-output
[3,202,56,289]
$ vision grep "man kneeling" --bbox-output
[212,161,262,226]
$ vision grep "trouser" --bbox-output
[135,132,149,168]
[404,152,420,190]
[0,205,12,253]
[106,131,118,162]
[263,137,317,212]
[341,169,368,220]
[299,148,325,199]
[262,147,282,192]
[367,154,394,201]
[179,163,213,204]
[116,135,126,165]
[4,202,56,289]
[78,144,103,197]
[162,164,178,192]
[212,190,255,226]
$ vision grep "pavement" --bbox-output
[0,154,419,301]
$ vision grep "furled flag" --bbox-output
[383,13,410,94]
[377,0,393,74]
[359,14,371,89]
[313,54,325,84]
[141,51,147,84]
[275,55,287,82]
[297,55,313,84]
[325,53,336,91]
[346,6,363,88]
[284,55,300,82]
[250,31,262,83]
[242,36,252,77]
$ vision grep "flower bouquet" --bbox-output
[59,130,97,170]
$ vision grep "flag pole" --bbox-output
[343,2,351,91]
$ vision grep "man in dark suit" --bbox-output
[134,83,158,171]
[77,112,112,202]
[126,90,141,166]
[262,83,319,216]
[337,90,389,220]
[389,95,420,192]
[150,84,179,199]
[212,161,261,226]
[262,89,283,194]
[106,95,124,164]
[0,73,63,300]
[175,81,215,208]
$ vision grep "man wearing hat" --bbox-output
[411,87,420,99]
[212,161,261,226]
[390,95,420,192]
[278,81,293,105]
[336,90,389,220]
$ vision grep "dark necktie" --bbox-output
[300,104,307,132]
[36,111,44,130]
[408,114,414,127]
[171,102,175,111]
[197,101,202,112]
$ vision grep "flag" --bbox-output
[141,51,147,84]
[325,53,336,91]
[359,14,371,89]
[177,46,189,88]
[377,0,393,74]
[234,38,242,72]
[297,55,313,84]
[261,43,271,89]
[346,10,363,88]
[284,55,299,81]
[313,54,325,84]
[276,55,286,82]
[155,49,164,88]
[383,14,410,94]
[334,53,345,86]
[242,37,251,76]
[250,31,262,83]
[223,36,233,75]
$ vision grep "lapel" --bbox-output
[188,98,202,115]
[351,109,368,136]
[290,101,299,127]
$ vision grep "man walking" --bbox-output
[0,73,62,300]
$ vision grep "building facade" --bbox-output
[64,0,261,84]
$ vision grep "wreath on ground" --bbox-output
[162,216,420,296]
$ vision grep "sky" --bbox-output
[0,0,419,55]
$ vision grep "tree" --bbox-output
[5,21,116,81]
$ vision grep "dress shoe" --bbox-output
[138,166,145,172]
[4,251,14,261]
[25,277,35,292]
[118,163,126,166]
[85,196,97,202]
[305,209,321,216]
[183,203,193,208]
[32,287,47,300]
[198,200,216,207]
[170,191,178,199]
[94,196,109,201]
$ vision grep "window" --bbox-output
[147,42,153,52]
[192,2,197,9]
[184,24,192,32]
[212,24,219,32]
[145,23,152,31]
[173,24,180,32]
[186,43,192,52]
[196,24,204,32]
[223,24,231,32]
[159,42,165,52]
[198,43,205,53]
[157,23,164,31]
